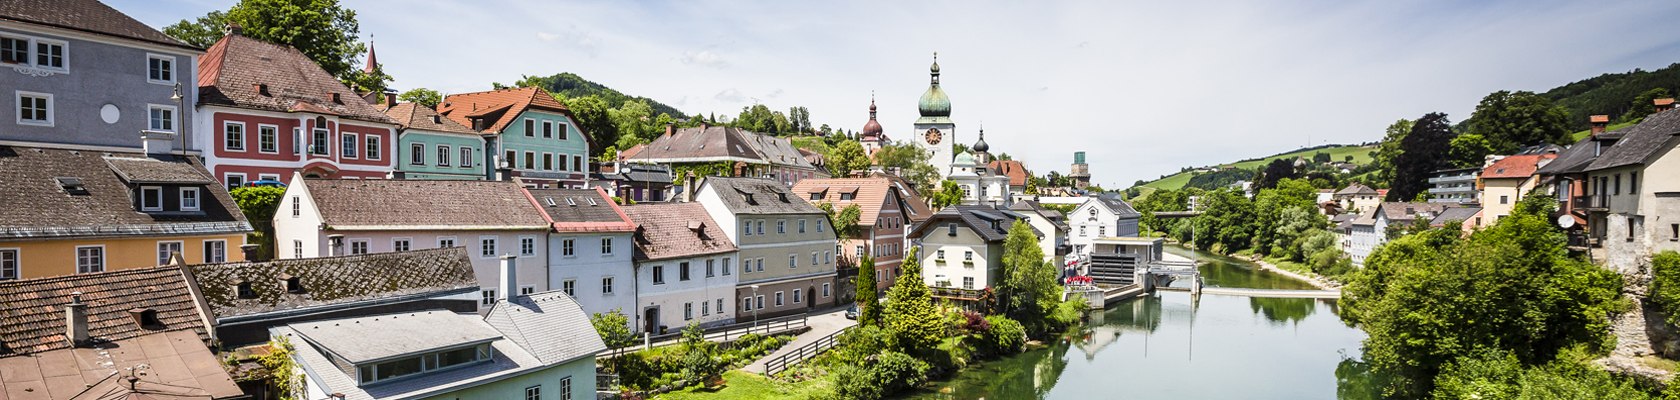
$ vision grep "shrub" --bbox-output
[830,325,892,366]
[981,316,1027,355]
[831,351,931,400]
[1650,252,1680,326]
[1047,298,1087,333]
[958,310,990,334]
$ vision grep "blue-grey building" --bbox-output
[1,0,202,152]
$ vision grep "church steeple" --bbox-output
[918,52,951,118]
[363,36,379,74]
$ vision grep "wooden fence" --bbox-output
[762,325,852,376]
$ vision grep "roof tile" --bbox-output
[188,248,479,320]
[621,203,736,261]
[303,178,550,228]
[197,35,396,124]
[0,266,208,356]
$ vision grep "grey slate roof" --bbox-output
[1376,202,1453,222]
[908,205,1038,243]
[1093,193,1142,218]
[630,126,764,163]
[290,310,503,364]
[303,178,550,228]
[1586,109,1680,171]
[611,162,674,184]
[188,248,479,321]
[1335,183,1378,196]
[0,145,251,240]
[742,131,818,170]
[0,0,197,50]
[622,203,737,261]
[1536,135,1604,176]
[703,177,825,215]
[103,156,216,184]
[483,290,607,364]
[1009,200,1069,230]
[0,266,208,356]
[1430,206,1482,226]
[526,188,633,226]
[274,320,545,400]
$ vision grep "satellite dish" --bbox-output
[1556,214,1576,229]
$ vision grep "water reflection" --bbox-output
[1249,297,1318,325]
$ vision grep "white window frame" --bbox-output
[775,291,784,307]
[257,124,279,154]
[365,135,381,160]
[602,277,614,294]
[392,237,412,252]
[146,53,174,84]
[410,143,425,165]
[311,127,330,155]
[600,237,613,256]
[348,239,370,255]
[180,187,200,211]
[16,91,53,127]
[525,385,541,400]
[156,241,183,266]
[341,132,358,158]
[437,144,452,167]
[438,236,457,248]
[258,173,280,182]
[793,288,802,304]
[30,37,67,72]
[653,265,665,284]
[561,280,575,296]
[557,122,569,140]
[519,236,537,257]
[542,120,553,139]
[823,283,831,297]
[224,173,245,192]
[149,104,179,133]
[293,240,303,259]
[222,121,244,151]
[75,245,104,274]
[562,238,575,257]
[480,236,498,258]
[460,147,474,169]
[204,239,227,263]
[292,127,303,155]
[140,185,164,211]
[0,248,18,280]
[524,118,535,137]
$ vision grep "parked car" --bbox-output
[844,304,858,320]
[245,179,287,188]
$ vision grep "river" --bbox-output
[908,246,1376,399]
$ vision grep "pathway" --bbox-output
[742,306,855,374]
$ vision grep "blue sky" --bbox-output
[111,0,1680,188]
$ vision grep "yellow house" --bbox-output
[1476,153,1556,228]
[0,144,252,280]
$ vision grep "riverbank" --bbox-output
[1163,244,1341,291]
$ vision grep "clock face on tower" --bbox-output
[924,128,943,145]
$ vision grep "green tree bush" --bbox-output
[885,247,944,354]
[230,186,285,260]
[590,309,635,349]
[855,255,882,327]
[831,351,931,400]
[1648,251,1680,326]
[981,316,1026,355]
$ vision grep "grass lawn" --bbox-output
[657,370,834,400]
[1135,144,1377,192]
[1263,255,1315,277]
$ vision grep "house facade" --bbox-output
[629,124,828,187]
[1580,104,1680,273]
[0,143,251,279]
[1334,183,1382,215]
[1067,194,1142,255]
[1009,200,1070,267]
[1536,115,1624,249]
[196,31,399,189]
[438,87,591,188]
[382,101,489,180]
[695,177,839,321]
[1427,167,1480,204]
[1,0,203,152]
[948,151,1011,206]
[908,205,1035,305]
[1477,153,1554,227]
[622,202,740,333]
[792,177,915,295]
[988,159,1030,199]
[272,175,553,310]
[526,188,637,324]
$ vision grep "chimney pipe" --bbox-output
[224,23,243,36]
[664,123,675,138]
[141,130,176,157]
[499,254,518,303]
[1656,98,1675,113]
[66,292,89,346]
[1589,115,1609,136]
[326,234,344,256]
[684,172,699,203]
[384,93,396,107]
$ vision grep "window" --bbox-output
[817,220,825,232]
[520,237,536,256]
[757,258,766,272]
[1099,226,1106,237]
[357,343,491,384]
[936,250,945,260]
[524,151,535,170]
[602,277,614,294]
[410,143,425,165]
[964,251,974,262]
[16,91,51,126]
[856,245,866,259]
[481,237,498,257]
[224,174,245,192]
[0,36,26,64]
[702,300,710,316]
[653,265,665,284]
[140,186,163,211]
[0,249,16,280]
[366,135,381,160]
[557,153,569,172]
[680,262,691,281]
[1671,224,1678,241]
[560,377,572,400]
[778,220,787,234]
[258,125,278,153]
[293,240,303,259]
[757,221,765,235]
[799,219,807,233]
[718,298,724,313]
[293,128,302,155]
[436,145,451,166]
[525,385,541,400]
[1500,195,1509,205]
[148,54,174,83]
[504,150,516,168]
[76,246,104,273]
[947,223,958,236]
[793,289,802,303]
[290,195,301,217]
[573,156,583,172]
[481,290,497,306]
[180,187,200,211]
[823,283,831,297]
[722,257,732,275]
[601,237,614,255]
[775,292,784,306]
[33,39,64,70]
[524,118,535,137]
[744,223,753,236]
[756,295,764,309]
[312,128,329,155]
[562,280,575,296]
[1615,174,1622,195]
[393,238,411,252]
[460,147,474,168]
[840,192,855,200]
[743,297,753,312]
[543,153,554,171]
[542,121,553,138]
[438,237,456,248]
[558,123,569,140]
[1631,172,1639,194]
[202,240,227,263]
[341,133,358,158]
[707,259,716,277]
[825,251,832,264]
[223,122,248,151]
[562,239,575,256]
[811,252,818,266]
[157,241,182,266]
[963,276,975,289]
[789,254,797,268]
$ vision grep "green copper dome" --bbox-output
[919,53,951,117]
[953,151,976,166]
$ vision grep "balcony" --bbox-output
[1573,195,1609,211]
[929,286,987,301]
[1429,185,1476,194]
[1428,175,1476,184]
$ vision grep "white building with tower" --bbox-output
[913,53,956,181]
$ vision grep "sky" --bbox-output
[112,0,1680,188]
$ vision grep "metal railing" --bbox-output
[763,325,852,376]
[1574,195,1609,210]
[599,314,809,358]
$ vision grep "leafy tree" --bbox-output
[1190,189,1256,252]
[1269,206,1326,261]
[788,106,811,133]
[930,180,965,209]
[855,256,882,326]
[1313,152,1332,164]
[563,94,618,157]
[505,72,686,118]
[1370,119,1413,187]
[609,99,658,146]
[818,203,863,240]
[1467,90,1572,153]
[1648,251,1680,326]
[999,221,1060,336]
[590,309,635,349]
[165,0,371,84]
[884,247,943,354]
[829,140,870,176]
[1431,349,1657,400]
[1622,87,1673,123]
[396,88,442,108]
[1388,113,1457,201]
[873,144,939,193]
[230,186,285,260]
[1255,158,1300,190]
[1447,133,1497,168]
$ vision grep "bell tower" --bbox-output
[913,52,956,181]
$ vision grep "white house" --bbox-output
[525,187,637,324]
[908,205,1036,307]
[1067,194,1142,255]
[622,202,740,333]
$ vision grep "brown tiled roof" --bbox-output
[1480,154,1554,179]
[0,145,251,240]
[702,177,825,215]
[621,203,736,261]
[630,126,766,164]
[1587,108,1680,171]
[0,266,209,356]
[791,178,907,224]
[618,143,647,161]
[987,159,1030,186]
[907,205,1037,243]
[1590,115,1611,123]
[187,248,479,321]
[1376,202,1454,222]
[0,330,244,399]
[438,88,592,145]
[0,0,197,50]
[525,187,636,233]
[871,171,934,222]
[1335,183,1378,196]
[302,178,549,229]
[744,132,819,170]
[197,34,396,124]
[381,102,479,135]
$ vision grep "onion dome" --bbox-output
[953,151,976,166]
[861,96,883,138]
[918,52,951,117]
[972,127,989,153]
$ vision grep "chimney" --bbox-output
[499,255,518,303]
[224,23,243,36]
[66,292,88,346]
[240,244,259,261]
[141,130,176,156]
[253,83,269,96]
[384,93,396,107]
[1589,115,1609,136]
[1656,98,1675,113]
[699,120,710,130]
[684,172,699,203]
[664,122,675,137]
[326,234,344,256]
[330,93,342,104]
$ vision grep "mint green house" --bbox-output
[383,102,489,180]
[438,87,592,187]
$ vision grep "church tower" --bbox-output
[913,52,955,181]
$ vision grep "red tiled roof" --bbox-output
[987,159,1030,186]
[618,143,647,161]
[197,34,396,124]
[1590,115,1611,123]
[1657,98,1676,106]
[438,88,592,149]
[792,178,907,224]
[524,187,636,233]
[1480,154,1555,179]
[621,203,736,261]
[0,266,209,356]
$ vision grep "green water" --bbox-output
[908,246,1373,399]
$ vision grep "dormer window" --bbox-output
[56,177,88,195]
[235,281,257,299]
[284,276,305,293]
[356,343,492,385]
[180,187,200,211]
[129,308,162,329]
[947,223,958,236]
[777,193,789,203]
[140,186,163,211]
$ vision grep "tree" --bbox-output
[1388,113,1456,201]
[874,144,939,193]
[1313,152,1332,164]
[1190,189,1257,252]
[789,106,812,134]
[230,186,286,260]
[829,140,870,176]
[1468,90,1572,153]
[165,0,371,84]
[1447,133,1497,168]
[930,180,965,209]
[1621,87,1673,122]
[609,99,657,147]
[1648,251,1680,326]
[397,88,442,108]
[563,95,618,157]
[1370,119,1413,187]
[589,309,635,349]
[998,221,1060,337]
[855,256,883,327]
[1255,158,1300,190]
[819,203,862,240]
[885,247,944,354]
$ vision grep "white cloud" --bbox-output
[714,88,747,103]
[535,32,559,41]
[680,50,728,68]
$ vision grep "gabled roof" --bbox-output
[197,34,396,124]
[609,162,673,184]
[1480,154,1554,180]
[743,132,818,170]
[1536,135,1606,176]
[630,125,769,164]
[623,203,736,261]
[1089,193,1142,218]
[907,205,1037,243]
[0,266,209,356]
[0,145,251,240]
[702,177,825,215]
[0,330,244,399]
[291,310,503,364]
[1375,202,1453,223]
[438,87,590,148]
[986,159,1030,187]
[791,178,908,224]
[301,178,549,229]
[525,187,636,233]
[1586,108,1680,171]
[187,248,479,321]
[1430,206,1482,227]
[1335,183,1378,196]
[0,0,197,50]
[483,291,606,364]
[380,102,480,135]
[871,171,934,222]
[1009,200,1069,231]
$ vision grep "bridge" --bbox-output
[1167,286,1341,299]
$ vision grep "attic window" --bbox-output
[742,193,757,205]
[544,197,557,207]
[948,223,958,236]
[566,197,577,206]
[587,197,598,206]
[55,177,88,195]
[777,193,788,203]
[285,276,305,293]
[235,281,257,299]
[129,308,162,329]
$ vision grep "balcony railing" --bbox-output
[929,286,986,300]
[1573,195,1609,210]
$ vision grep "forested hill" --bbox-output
[1542,62,1680,127]
[507,72,687,118]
